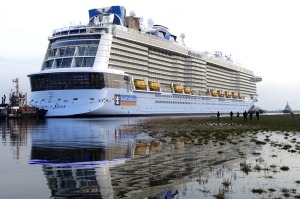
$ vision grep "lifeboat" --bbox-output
[210,89,218,97]
[150,141,162,151]
[238,92,245,99]
[217,90,225,97]
[134,79,147,90]
[184,87,192,94]
[225,91,232,98]
[135,141,149,155]
[148,81,160,91]
[173,84,183,93]
[232,92,238,99]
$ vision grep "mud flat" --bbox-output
[119,114,300,198]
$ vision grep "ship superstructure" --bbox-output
[28,6,261,117]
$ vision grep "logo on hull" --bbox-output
[114,95,137,106]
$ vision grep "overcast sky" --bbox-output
[1,0,299,111]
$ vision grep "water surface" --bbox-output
[1,117,300,199]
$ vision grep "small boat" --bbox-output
[184,87,192,94]
[134,141,149,155]
[217,90,225,97]
[148,81,160,91]
[231,92,238,99]
[238,92,245,99]
[225,91,232,98]
[149,141,162,151]
[173,84,183,93]
[0,78,47,119]
[134,79,147,90]
[210,89,218,97]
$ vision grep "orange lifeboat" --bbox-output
[231,92,238,99]
[148,81,160,91]
[134,79,147,90]
[135,141,149,155]
[210,89,218,97]
[173,84,183,93]
[184,87,192,94]
[238,92,245,99]
[150,141,161,151]
[217,90,225,97]
[225,91,232,98]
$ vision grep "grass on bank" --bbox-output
[135,114,300,144]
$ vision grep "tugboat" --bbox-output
[0,78,47,119]
[283,101,293,113]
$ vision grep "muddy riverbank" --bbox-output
[120,114,300,198]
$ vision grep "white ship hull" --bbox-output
[30,88,256,117]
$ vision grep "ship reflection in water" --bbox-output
[1,117,251,199]
[27,118,182,199]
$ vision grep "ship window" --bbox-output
[78,47,86,56]
[60,58,72,68]
[51,40,100,49]
[75,57,83,67]
[59,48,66,56]
[28,72,105,91]
[85,46,97,56]
[52,35,100,43]
[69,29,80,34]
[56,59,63,67]
[65,47,75,56]
[45,60,53,69]
[50,49,57,57]
[81,57,95,67]
[61,31,68,35]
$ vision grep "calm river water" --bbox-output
[1,117,300,199]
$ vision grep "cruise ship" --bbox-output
[28,6,261,117]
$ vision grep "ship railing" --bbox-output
[50,24,111,39]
